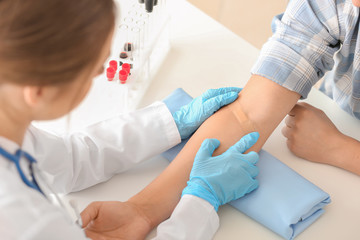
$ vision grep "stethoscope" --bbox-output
[0,147,44,194]
[0,146,83,227]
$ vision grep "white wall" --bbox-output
[187,0,288,49]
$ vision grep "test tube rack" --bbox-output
[107,0,170,111]
[32,0,170,134]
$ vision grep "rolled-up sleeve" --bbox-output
[251,0,341,98]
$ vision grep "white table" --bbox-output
[48,1,360,239]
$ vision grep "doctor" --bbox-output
[0,0,259,239]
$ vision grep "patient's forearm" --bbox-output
[129,75,301,229]
[128,104,247,228]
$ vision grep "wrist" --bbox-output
[182,179,219,211]
[326,131,349,166]
[172,111,186,139]
[331,133,360,175]
[127,196,157,230]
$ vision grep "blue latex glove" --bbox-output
[172,87,241,139]
[182,132,260,211]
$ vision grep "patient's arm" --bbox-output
[129,75,301,229]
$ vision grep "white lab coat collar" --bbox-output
[0,136,20,154]
[0,135,32,179]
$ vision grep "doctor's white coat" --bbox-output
[0,102,219,240]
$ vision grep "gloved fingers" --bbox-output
[246,179,259,194]
[211,87,242,96]
[227,132,260,155]
[203,91,239,114]
[233,171,259,199]
[244,160,259,178]
[202,87,242,100]
[195,138,221,160]
[233,153,259,177]
[242,151,259,165]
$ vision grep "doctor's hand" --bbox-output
[81,201,151,240]
[182,132,260,211]
[173,87,241,139]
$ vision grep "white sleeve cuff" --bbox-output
[153,195,219,240]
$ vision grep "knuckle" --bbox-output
[281,126,293,139]
[286,139,297,152]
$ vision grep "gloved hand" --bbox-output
[182,132,260,211]
[172,87,241,139]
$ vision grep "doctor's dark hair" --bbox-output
[0,0,115,86]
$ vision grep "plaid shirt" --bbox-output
[251,0,360,119]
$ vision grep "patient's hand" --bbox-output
[81,201,151,240]
[281,102,343,165]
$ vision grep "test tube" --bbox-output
[109,60,118,71]
[119,24,129,50]
[140,12,152,41]
[119,70,128,84]
[153,0,163,29]
[136,19,147,50]
[106,67,115,81]
[159,0,167,19]
[120,83,129,113]
[130,26,142,62]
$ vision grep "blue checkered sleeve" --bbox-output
[251,0,341,98]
